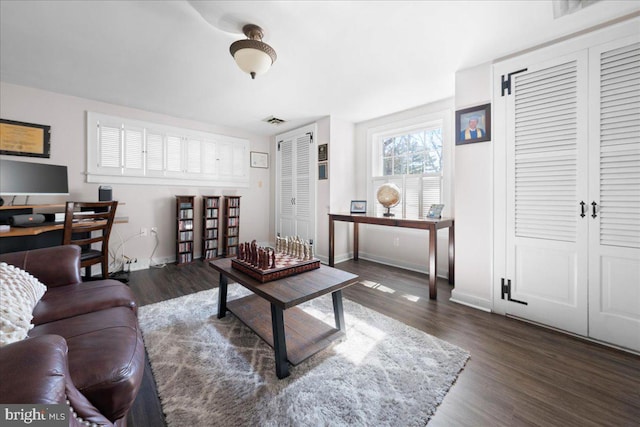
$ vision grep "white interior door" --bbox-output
[502,51,589,335]
[293,132,314,241]
[588,36,640,352]
[277,137,296,237]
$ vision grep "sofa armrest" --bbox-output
[0,245,82,287]
[0,335,68,405]
[0,335,113,426]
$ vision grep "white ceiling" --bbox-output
[1,1,638,136]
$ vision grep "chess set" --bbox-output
[231,237,320,283]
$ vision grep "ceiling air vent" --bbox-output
[263,116,286,125]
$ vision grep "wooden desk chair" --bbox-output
[62,201,118,280]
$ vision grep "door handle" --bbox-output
[579,201,586,218]
[591,201,598,219]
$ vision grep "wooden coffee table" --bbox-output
[209,258,359,379]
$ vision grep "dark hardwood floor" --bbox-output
[126,259,640,427]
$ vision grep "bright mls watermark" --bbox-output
[0,405,67,426]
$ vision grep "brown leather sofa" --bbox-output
[0,245,145,427]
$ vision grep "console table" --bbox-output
[328,213,454,299]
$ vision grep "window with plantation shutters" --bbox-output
[123,127,144,175]
[146,132,164,176]
[87,112,249,187]
[371,124,443,217]
[186,138,201,174]
[97,123,121,170]
[166,135,183,174]
[201,140,217,177]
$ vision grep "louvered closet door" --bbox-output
[277,138,296,237]
[504,51,589,335]
[588,36,640,352]
[293,133,314,241]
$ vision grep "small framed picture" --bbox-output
[350,200,367,214]
[318,144,328,162]
[426,204,444,219]
[455,103,491,145]
[250,151,269,168]
[318,162,328,180]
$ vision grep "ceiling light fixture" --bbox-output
[229,24,277,80]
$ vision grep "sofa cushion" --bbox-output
[32,279,138,325]
[29,307,145,422]
[0,262,47,346]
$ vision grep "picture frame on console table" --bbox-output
[455,103,491,145]
[0,119,51,158]
[350,200,367,214]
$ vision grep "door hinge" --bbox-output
[306,132,313,143]
[278,140,283,151]
[501,68,528,96]
[501,278,528,305]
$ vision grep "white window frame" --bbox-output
[87,112,249,187]
[369,116,448,218]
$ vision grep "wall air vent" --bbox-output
[262,116,286,125]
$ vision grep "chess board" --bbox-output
[231,253,320,283]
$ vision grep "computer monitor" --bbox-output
[0,159,69,196]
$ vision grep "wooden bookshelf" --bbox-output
[223,196,240,257]
[202,196,221,260]
[175,195,195,265]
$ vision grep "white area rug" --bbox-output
[138,285,469,426]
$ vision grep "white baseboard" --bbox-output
[450,289,492,312]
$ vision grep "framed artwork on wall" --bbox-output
[0,119,51,158]
[318,162,328,180]
[455,103,491,145]
[318,144,328,162]
[250,151,269,168]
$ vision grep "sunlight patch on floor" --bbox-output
[361,280,395,294]
[334,315,386,365]
[401,293,420,302]
[361,279,420,303]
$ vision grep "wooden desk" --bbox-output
[0,218,128,238]
[328,213,454,300]
[0,203,127,252]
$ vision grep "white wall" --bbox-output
[315,117,331,261]
[451,63,493,311]
[352,98,454,277]
[0,82,271,270]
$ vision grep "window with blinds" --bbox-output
[371,125,443,217]
[87,112,249,187]
[598,42,640,249]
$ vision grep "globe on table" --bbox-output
[376,183,401,217]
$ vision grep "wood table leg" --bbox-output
[270,303,290,379]
[429,227,437,300]
[449,222,455,285]
[217,272,228,319]
[332,290,345,331]
[329,216,335,267]
[353,222,359,261]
